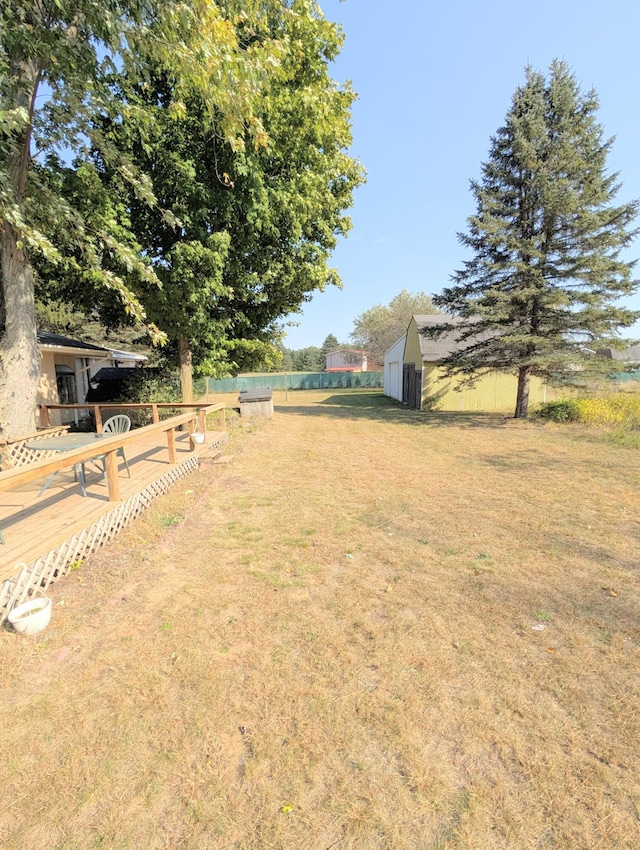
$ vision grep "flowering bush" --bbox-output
[538,393,640,429]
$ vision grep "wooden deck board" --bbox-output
[0,431,221,579]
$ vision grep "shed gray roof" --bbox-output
[597,345,640,363]
[413,315,487,361]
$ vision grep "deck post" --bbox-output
[152,404,159,423]
[94,406,103,431]
[167,428,176,464]
[104,450,120,501]
[40,406,51,427]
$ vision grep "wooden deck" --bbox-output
[0,428,226,618]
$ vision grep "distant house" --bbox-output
[325,349,368,372]
[37,331,146,427]
[383,335,406,401]
[399,314,550,411]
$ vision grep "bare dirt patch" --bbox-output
[1,390,639,849]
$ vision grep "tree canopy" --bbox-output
[350,289,438,367]
[2,1,353,434]
[321,334,340,357]
[31,0,364,401]
[430,61,639,418]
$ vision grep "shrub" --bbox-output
[573,393,640,429]
[120,371,181,426]
[537,393,640,430]
[537,399,581,423]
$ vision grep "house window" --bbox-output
[55,364,77,404]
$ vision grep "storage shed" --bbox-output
[238,388,274,419]
[403,315,551,412]
[383,335,406,401]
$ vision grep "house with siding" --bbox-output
[37,331,146,426]
[325,349,368,372]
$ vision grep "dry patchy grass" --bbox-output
[1,390,639,849]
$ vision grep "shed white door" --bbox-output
[388,361,400,400]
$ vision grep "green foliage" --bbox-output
[1,0,296,434]
[120,369,181,425]
[321,334,340,356]
[537,392,640,429]
[35,300,87,337]
[536,399,581,423]
[292,346,324,372]
[122,371,180,403]
[266,343,330,372]
[351,290,438,367]
[275,344,295,373]
[67,0,365,393]
[432,61,639,419]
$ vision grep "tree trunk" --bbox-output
[178,336,193,403]
[0,55,41,439]
[0,226,41,439]
[514,365,531,419]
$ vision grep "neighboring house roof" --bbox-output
[37,330,110,356]
[597,345,640,363]
[412,314,485,361]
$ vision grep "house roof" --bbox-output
[110,348,147,362]
[37,331,110,355]
[37,331,147,362]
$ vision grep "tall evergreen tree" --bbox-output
[321,334,340,357]
[431,61,639,418]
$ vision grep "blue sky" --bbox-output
[282,0,640,349]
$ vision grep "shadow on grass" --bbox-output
[277,390,514,429]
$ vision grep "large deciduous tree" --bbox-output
[350,289,438,367]
[0,0,278,436]
[430,61,639,418]
[77,0,364,400]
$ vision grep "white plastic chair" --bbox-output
[100,415,132,478]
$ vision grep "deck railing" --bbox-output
[0,425,71,468]
[0,403,224,503]
[38,401,225,432]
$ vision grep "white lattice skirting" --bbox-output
[0,454,199,624]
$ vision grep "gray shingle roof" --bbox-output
[597,345,640,362]
[37,331,110,353]
[413,315,485,361]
